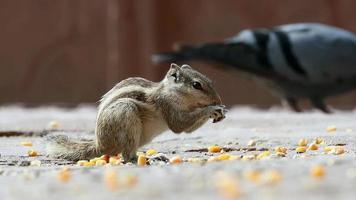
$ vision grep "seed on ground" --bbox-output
[256,151,270,160]
[169,155,183,164]
[96,160,107,166]
[326,125,337,132]
[20,141,33,147]
[208,145,221,153]
[241,155,256,161]
[187,157,204,163]
[274,146,287,154]
[27,150,38,157]
[243,169,261,183]
[48,120,60,129]
[30,160,41,167]
[295,146,306,153]
[298,138,308,146]
[308,143,318,151]
[146,149,157,156]
[331,146,345,155]
[264,170,282,185]
[215,173,240,199]
[315,137,323,145]
[109,157,121,165]
[104,170,118,191]
[57,168,71,183]
[247,139,257,147]
[137,155,146,166]
[310,165,325,179]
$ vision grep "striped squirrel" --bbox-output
[47,63,227,162]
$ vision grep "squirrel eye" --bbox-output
[192,81,203,90]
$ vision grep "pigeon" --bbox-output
[152,23,356,113]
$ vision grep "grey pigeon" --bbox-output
[152,23,356,113]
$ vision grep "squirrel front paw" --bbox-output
[209,105,227,123]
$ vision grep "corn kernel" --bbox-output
[256,151,270,160]
[20,141,33,147]
[275,152,286,157]
[274,146,287,154]
[208,156,219,162]
[100,155,110,163]
[96,160,107,166]
[326,125,337,132]
[308,143,318,151]
[84,161,95,167]
[217,153,231,161]
[264,170,281,185]
[104,170,118,191]
[30,160,41,167]
[137,155,146,166]
[315,137,323,145]
[310,165,325,179]
[295,146,306,153]
[169,155,183,164]
[57,168,71,183]
[215,173,240,199]
[247,139,256,147]
[123,174,138,187]
[228,155,241,161]
[187,157,204,163]
[27,150,38,157]
[208,145,221,153]
[243,170,261,183]
[77,160,88,166]
[48,120,60,129]
[241,155,256,161]
[331,146,344,155]
[146,149,157,156]
[109,157,121,165]
[324,146,334,153]
[298,138,308,146]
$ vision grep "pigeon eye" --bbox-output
[192,81,203,90]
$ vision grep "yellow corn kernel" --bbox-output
[77,160,88,166]
[48,120,60,129]
[264,170,281,185]
[207,156,219,162]
[104,170,118,191]
[96,160,107,166]
[30,160,41,167]
[109,157,121,165]
[298,138,308,146]
[137,155,146,166]
[274,146,287,154]
[20,141,33,147]
[169,155,183,164]
[247,139,256,147]
[57,168,71,183]
[331,146,344,155]
[315,137,323,145]
[326,125,337,132]
[84,161,95,167]
[217,153,231,161]
[123,174,138,187]
[215,173,240,199]
[27,150,38,157]
[243,170,261,183]
[146,149,157,156]
[256,151,270,160]
[187,157,204,163]
[241,155,256,161]
[310,165,325,179]
[295,146,306,153]
[308,143,318,151]
[324,146,334,153]
[228,155,241,161]
[208,145,221,153]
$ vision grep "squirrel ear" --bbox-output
[167,63,181,82]
[181,64,192,70]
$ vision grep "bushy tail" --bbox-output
[46,135,100,161]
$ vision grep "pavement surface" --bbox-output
[0,105,356,200]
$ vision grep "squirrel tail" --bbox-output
[46,135,100,161]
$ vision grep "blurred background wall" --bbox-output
[1,0,356,107]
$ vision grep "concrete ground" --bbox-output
[0,105,356,200]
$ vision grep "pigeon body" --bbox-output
[152,23,356,112]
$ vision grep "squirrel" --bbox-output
[46,63,227,162]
